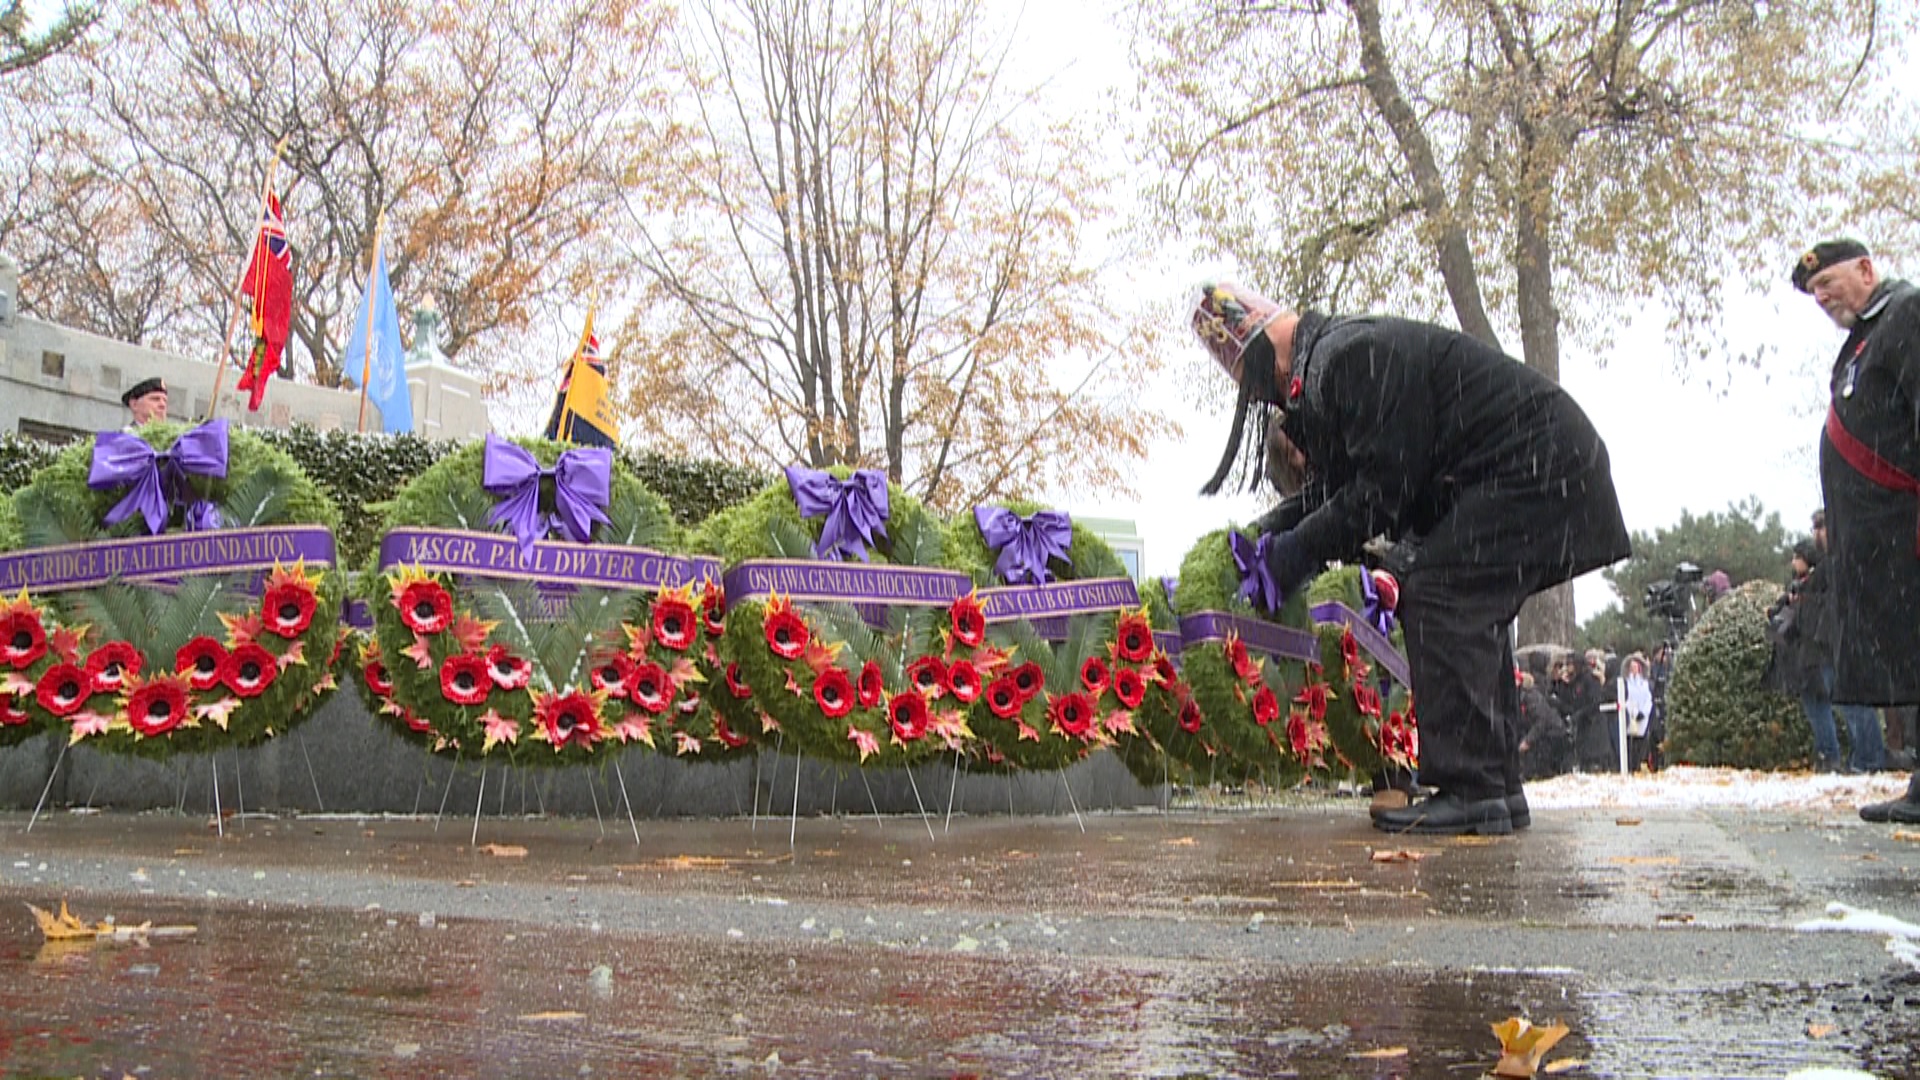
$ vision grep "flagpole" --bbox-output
[356,211,387,434]
[205,135,290,422]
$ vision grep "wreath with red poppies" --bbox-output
[1306,566,1417,778]
[365,439,734,766]
[1142,527,1326,789]
[702,471,988,768]
[0,423,346,757]
[945,502,1180,773]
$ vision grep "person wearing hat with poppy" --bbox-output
[1192,283,1630,835]
[120,377,168,429]
[1793,239,1918,822]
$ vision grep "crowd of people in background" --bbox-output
[1516,643,1673,782]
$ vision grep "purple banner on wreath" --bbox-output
[722,558,972,611]
[1178,611,1320,663]
[377,528,720,593]
[979,577,1139,624]
[0,526,335,596]
[343,598,373,630]
[1153,630,1184,666]
[1310,601,1411,687]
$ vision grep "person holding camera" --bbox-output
[1191,283,1630,836]
[1794,241,1911,819]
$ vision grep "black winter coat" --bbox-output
[1267,313,1631,585]
[1818,279,1920,705]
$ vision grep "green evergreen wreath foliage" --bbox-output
[368,439,739,766]
[1664,579,1809,769]
[1141,527,1310,788]
[1306,567,1415,781]
[700,471,986,768]
[2,423,346,757]
[950,501,1163,774]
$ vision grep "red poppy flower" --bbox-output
[363,658,393,697]
[1112,666,1146,709]
[725,662,754,699]
[1370,569,1399,613]
[764,608,810,660]
[1226,637,1258,684]
[0,608,47,669]
[125,673,192,738]
[1352,682,1383,718]
[1252,685,1280,727]
[590,653,637,699]
[1293,683,1329,722]
[486,645,531,690]
[652,595,697,652]
[223,643,279,698]
[947,659,982,704]
[950,594,986,648]
[174,636,229,692]
[1340,629,1361,672]
[0,693,28,726]
[535,690,602,749]
[888,691,930,742]
[1010,662,1044,702]
[263,581,317,639]
[1080,656,1110,696]
[1287,712,1325,759]
[36,663,90,717]
[1151,654,1178,687]
[984,676,1023,719]
[405,709,432,734]
[439,653,491,706]
[396,580,453,635]
[1050,692,1095,739]
[857,661,885,708]
[906,655,949,698]
[1115,614,1154,663]
[629,661,675,715]
[713,712,751,748]
[701,586,727,637]
[1177,695,1203,734]
[814,667,854,718]
[85,641,142,694]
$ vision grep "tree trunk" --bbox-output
[1511,152,1576,647]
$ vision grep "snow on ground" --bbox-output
[1525,766,1911,812]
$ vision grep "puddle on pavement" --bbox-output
[0,892,1915,1078]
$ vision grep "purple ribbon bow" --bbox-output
[974,506,1073,585]
[1160,576,1178,605]
[785,465,889,562]
[1360,569,1395,637]
[482,434,613,560]
[88,420,229,535]
[1230,531,1283,614]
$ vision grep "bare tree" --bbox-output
[7,0,673,391]
[620,0,1174,509]
[1133,0,1901,644]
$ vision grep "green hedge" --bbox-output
[1665,578,1809,769]
[0,429,769,569]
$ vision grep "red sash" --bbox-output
[1825,405,1920,555]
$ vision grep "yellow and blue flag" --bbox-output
[543,311,617,447]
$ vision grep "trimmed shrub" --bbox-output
[1665,578,1809,769]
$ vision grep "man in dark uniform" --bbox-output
[1793,240,1919,821]
[121,377,168,428]
[1193,283,1630,835]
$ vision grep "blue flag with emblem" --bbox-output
[343,247,412,433]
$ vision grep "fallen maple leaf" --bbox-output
[1807,1023,1836,1039]
[1615,816,1643,826]
[1350,1047,1408,1059]
[1491,1017,1571,1079]
[518,1011,585,1022]
[1892,829,1920,843]
[1542,1060,1587,1074]
[1371,849,1428,864]
[1163,836,1198,847]
[28,900,196,946]
[479,843,528,858]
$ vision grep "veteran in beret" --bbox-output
[1191,283,1630,836]
[1793,238,1920,823]
[121,377,168,429]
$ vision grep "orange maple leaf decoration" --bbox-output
[449,613,497,655]
[264,559,324,596]
[847,725,880,761]
[218,610,263,649]
[48,623,90,664]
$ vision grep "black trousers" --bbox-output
[1400,564,1546,801]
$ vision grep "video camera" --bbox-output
[1642,562,1704,642]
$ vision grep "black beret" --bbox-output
[121,377,166,407]
[1791,239,1869,293]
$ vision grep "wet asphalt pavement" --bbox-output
[0,799,1916,1078]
